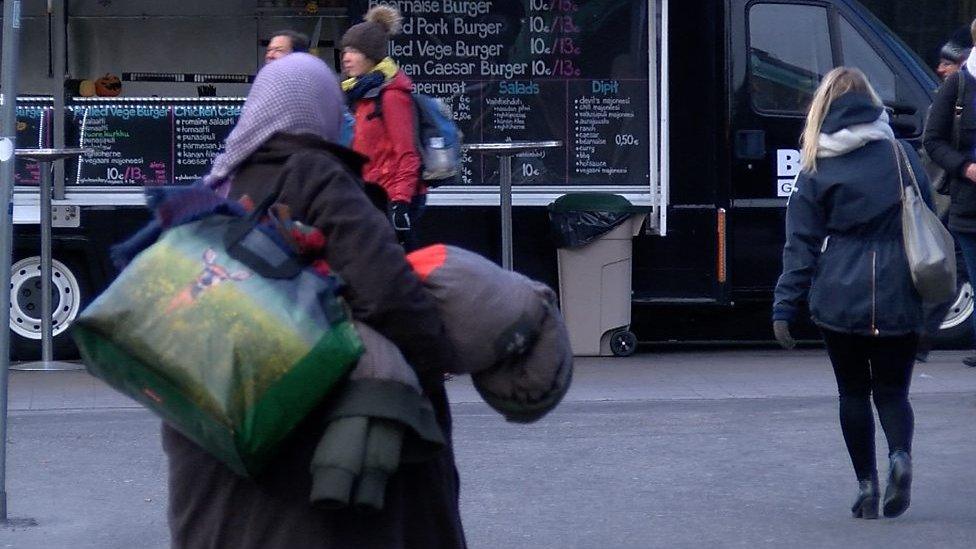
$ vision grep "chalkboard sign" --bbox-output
[173,103,241,183]
[71,103,173,185]
[56,0,652,194]
[15,103,48,185]
[67,100,242,186]
[348,0,651,189]
[568,79,649,186]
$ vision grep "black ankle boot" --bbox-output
[851,474,879,519]
[883,450,912,518]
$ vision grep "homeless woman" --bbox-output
[161,53,467,548]
[772,67,933,520]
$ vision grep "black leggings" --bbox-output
[821,329,917,481]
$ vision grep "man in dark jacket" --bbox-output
[924,18,976,367]
[937,41,969,82]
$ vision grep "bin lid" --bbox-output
[549,192,650,213]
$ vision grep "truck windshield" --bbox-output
[845,1,938,91]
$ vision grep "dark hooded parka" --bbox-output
[774,92,933,336]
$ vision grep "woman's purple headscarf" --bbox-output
[204,53,344,192]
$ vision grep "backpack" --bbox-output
[368,90,463,187]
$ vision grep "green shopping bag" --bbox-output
[72,203,363,476]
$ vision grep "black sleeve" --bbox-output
[923,72,969,178]
[278,152,454,385]
[772,172,825,323]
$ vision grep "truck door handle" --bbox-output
[735,130,766,160]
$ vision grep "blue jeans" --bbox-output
[952,230,976,345]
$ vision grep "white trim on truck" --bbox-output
[656,0,670,236]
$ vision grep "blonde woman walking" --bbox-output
[773,67,933,519]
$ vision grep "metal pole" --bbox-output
[498,154,513,270]
[52,0,66,200]
[0,0,24,523]
[39,162,53,362]
[464,141,560,271]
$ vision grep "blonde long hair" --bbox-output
[800,67,883,173]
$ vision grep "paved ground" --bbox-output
[3,348,976,548]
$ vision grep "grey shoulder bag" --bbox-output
[892,140,957,303]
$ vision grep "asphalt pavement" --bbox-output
[3,348,976,548]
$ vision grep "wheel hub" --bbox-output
[9,257,81,339]
[941,282,974,330]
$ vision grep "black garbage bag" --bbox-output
[548,193,641,248]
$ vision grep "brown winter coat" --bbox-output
[162,133,466,549]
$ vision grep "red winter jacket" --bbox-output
[350,70,423,203]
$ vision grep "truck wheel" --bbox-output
[9,255,89,361]
[609,330,638,357]
[934,281,974,348]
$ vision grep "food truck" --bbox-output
[1,0,952,359]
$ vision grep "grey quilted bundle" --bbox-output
[408,245,573,422]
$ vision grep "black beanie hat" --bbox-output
[340,5,402,62]
[941,41,970,64]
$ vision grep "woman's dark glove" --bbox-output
[389,201,411,232]
[773,320,795,350]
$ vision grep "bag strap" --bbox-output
[952,73,966,149]
[368,94,384,120]
[890,140,906,200]
[366,82,390,121]
[223,171,306,278]
[891,140,922,199]
[248,190,280,222]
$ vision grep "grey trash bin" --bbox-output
[549,193,648,357]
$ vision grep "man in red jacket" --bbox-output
[340,5,425,250]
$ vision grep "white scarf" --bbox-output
[966,48,976,80]
[817,110,894,158]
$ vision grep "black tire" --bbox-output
[933,281,974,349]
[9,254,92,361]
[609,330,638,357]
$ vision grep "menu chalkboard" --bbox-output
[568,79,648,185]
[72,103,171,185]
[57,0,651,192]
[68,100,242,186]
[349,0,651,189]
[173,104,241,183]
[15,103,48,185]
